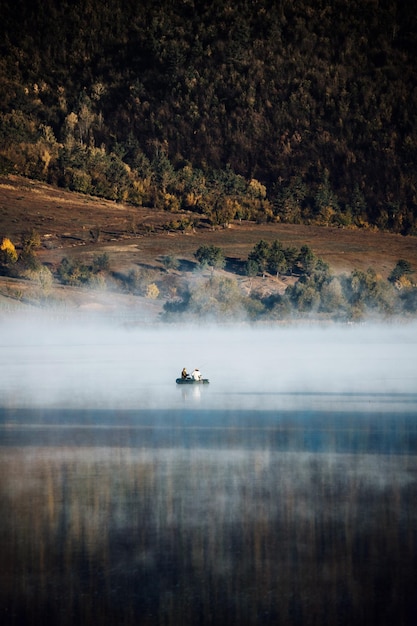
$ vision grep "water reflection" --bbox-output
[1,406,417,453]
[1,407,417,625]
[178,383,203,403]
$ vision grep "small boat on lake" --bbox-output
[177,367,208,385]
[176,378,209,385]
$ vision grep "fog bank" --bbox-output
[0,315,416,410]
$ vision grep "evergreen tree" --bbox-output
[268,240,288,277]
[388,260,413,284]
[248,240,270,276]
[194,245,225,270]
[297,245,317,276]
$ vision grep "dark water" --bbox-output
[1,400,417,626]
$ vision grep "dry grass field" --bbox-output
[1,174,416,314]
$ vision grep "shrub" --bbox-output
[161,255,180,272]
[146,283,160,299]
[24,266,53,294]
[56,255,108,286]
[245,259,259,277]
[388,259,413,284]
[127,268,141,292]
[92,253,110,272]
[0,237,18,265]
[21,229,41,254]
[89,273,106,290]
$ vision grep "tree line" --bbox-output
[162,241,417,321]
[2,230,415,319]
[1,0,417,232]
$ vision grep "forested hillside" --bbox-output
[1,0,416,232]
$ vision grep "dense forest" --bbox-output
[1,0,417,232]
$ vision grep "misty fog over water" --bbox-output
[0,316,416,410]
[1,317,417,625]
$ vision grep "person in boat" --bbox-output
[191,368,202,381]
[181,367,188,379]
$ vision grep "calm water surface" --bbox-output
[1,397,417,626]
[1,321,417,625]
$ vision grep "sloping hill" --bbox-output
[1,0,417,231]
[2,175,417,279]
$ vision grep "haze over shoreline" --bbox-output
[1,315,416,410]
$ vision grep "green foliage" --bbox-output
[248,240,270,275]
[268,240,288,276]
[126,268,141,293]
[241,239,409,320]
[125,266,160,296]
[297,245,317,276]
[287,278,321,314]
[164,244,417,321]
[91,253,110,272]
[314,173,340,226]
[0,233,45,278]
[245,259,260,278]
[341,268,396,318]
[388,260,413,284]
[151,145,176,196]
[194,245,225,270]
[247,240,320,278]
[24,265,54,296]
[283,247,299,275]
[21,229,41,255]
[273,177,308,223]
[189,276,242,316]
[57,146,139,203]
[310,259,331,289]
[161,255,180,272]
[242,296,266,320]
[56,254,109,286]
[207,197,237,227]
[400,287,417,314]
[319,277,346,313]
[18,250,42,272]
[164,275,246,320]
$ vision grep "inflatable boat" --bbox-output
[176,378,210,385]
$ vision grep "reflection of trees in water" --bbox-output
[1,448,416,626]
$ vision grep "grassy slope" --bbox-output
[1,175,416,315]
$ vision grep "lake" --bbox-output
[1,319,417,625]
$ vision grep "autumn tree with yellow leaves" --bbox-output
[0,237,18,272]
